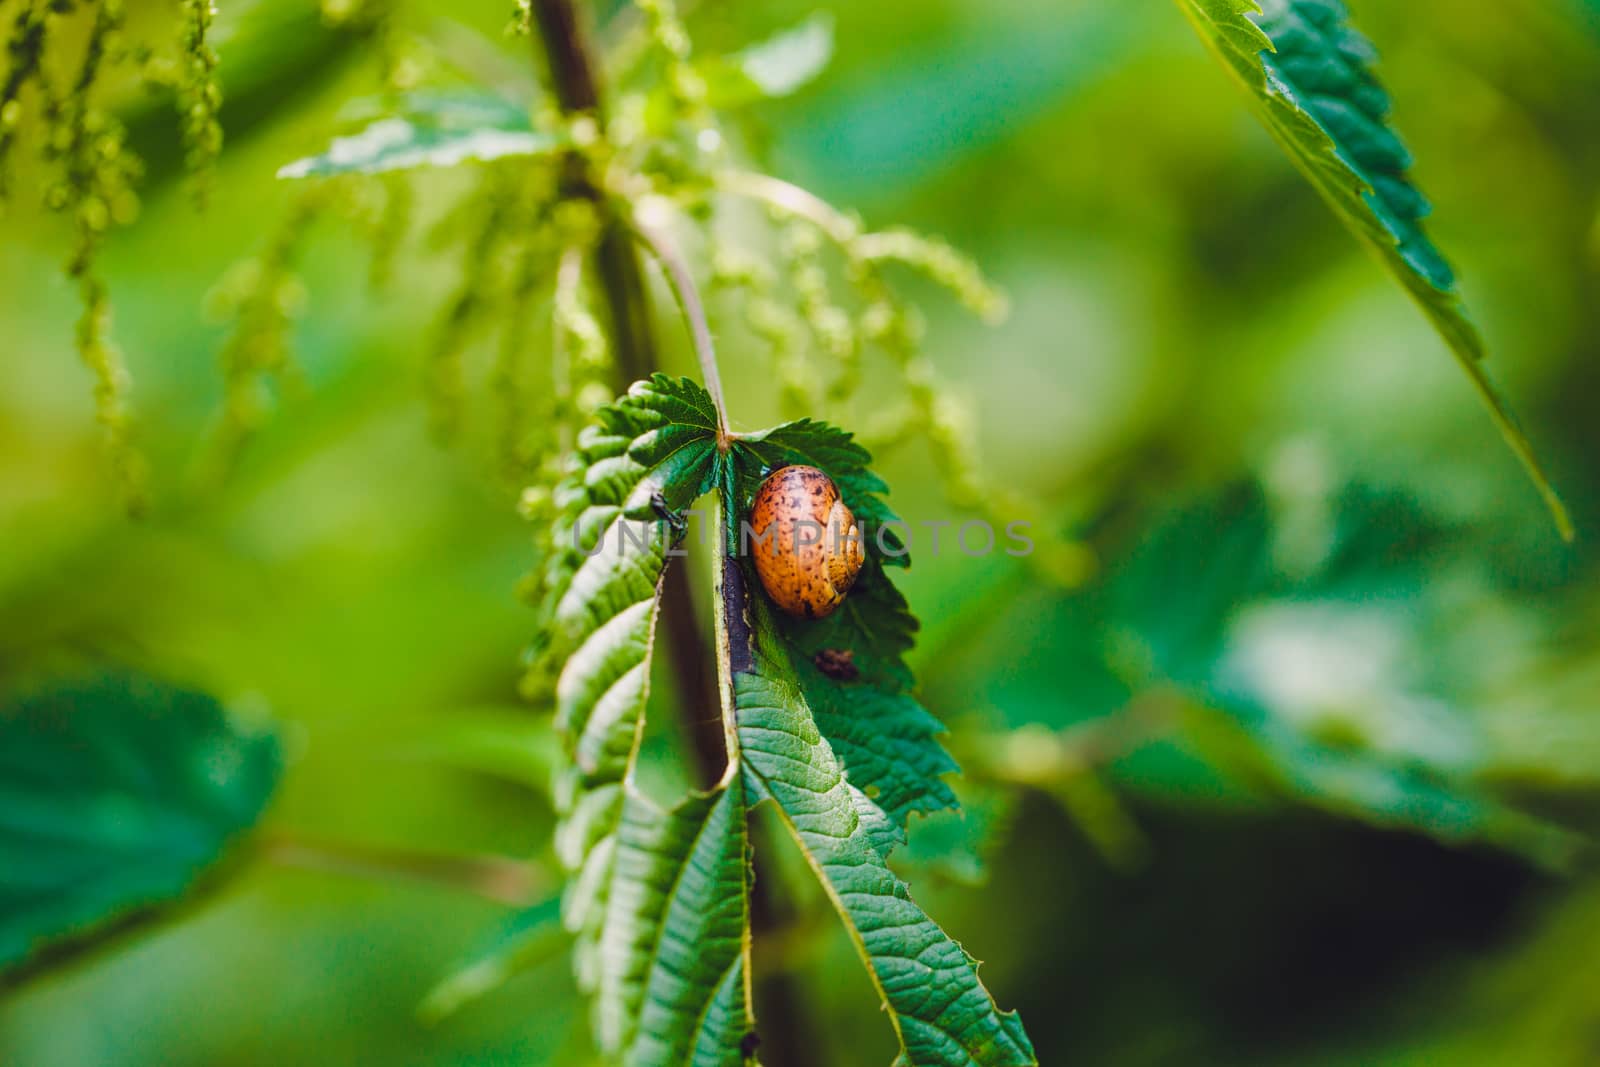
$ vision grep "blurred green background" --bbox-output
[4,0,1600,1063]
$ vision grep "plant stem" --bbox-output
[629,217,731,442]
[529,13,808,1063]
[527,0,725,788]
[261,831,546,906]
[526,0,653,385]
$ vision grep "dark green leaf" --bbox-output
[0,673,282,977]
[541,381,1029,1060]
[727,420,957,825]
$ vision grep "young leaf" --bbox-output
[0,673,282,978]
[1175,0,1572,538]
[278,117,559,179]
[540,376,753,1063]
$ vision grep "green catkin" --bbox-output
[781,221,859,402]
[207,187,326,476]
[46,0,147,512]
[491,180,563,484]
[717,173,1093,581]
[710,243,814,417]
[427,167,518,440]
[550,211,609,423]
[508,0,532,37]
[634,0,715,146]
[492,238,547,483]
[0,0,50,199]
[175,0,222,204]
[366,172,412,291]
[857,228,1009,324]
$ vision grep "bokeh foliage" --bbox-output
[3,0,1600,1064]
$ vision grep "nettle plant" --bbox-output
[0,0,1573,1064]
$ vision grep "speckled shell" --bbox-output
[749,466,866,619]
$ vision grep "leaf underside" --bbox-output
[536,376,1035,1065]
[278,94,559,178]
[539,377,750,1064]
[1176,0,1571,539]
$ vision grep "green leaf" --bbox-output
[727,421,958,825]
[539,376,753,1063]
[277,115,559,179]
[700,14,836,108]
[1175,0,1572,539]
[0,673,282,978]
[1092,481,1578,864]
[538,381,1031,1061]
[733,593,1036,1066]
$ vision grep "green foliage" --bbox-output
[173,0,223,201]
[697,13,835,107]
[1175,0,1572,538]
[0,0,248,510]
[532,376,751,1062]
[0,673,282,979]
[531,376,1035,1064]
[3,1,1592,1064]
[735,601,1034,1066]
[1032,480,1582,864]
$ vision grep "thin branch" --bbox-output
[628,217,731,443]
[261,831,546,906]
[525,9,806,1060]
[529,0,728,794]
[527,0,655,384]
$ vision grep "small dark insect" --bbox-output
[813,648,858,681]
[650,488,687,537]
[739,1030,762,1058]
